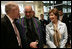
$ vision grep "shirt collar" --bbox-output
[6,14,14,23]
[49,20,62,30]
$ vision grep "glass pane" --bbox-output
[42,1,49,3]
[18,4,24,13]
[68,7,71,13]
[47,7,50,12]
[51,6,54,9]
[48,1,49,3]
[1,4,6,14]
[32,5,34,11]
[50,1,53,4]
[43,6,48,12]
[63,1,67,5]
[63,8,67,13]
[55,1,56,4]
[68,1,71,5]
[44,14,48,20]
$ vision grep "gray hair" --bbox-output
[5,1,18,14]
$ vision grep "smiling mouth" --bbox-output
[50,18,54,20]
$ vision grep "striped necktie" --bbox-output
[12,21,22,48]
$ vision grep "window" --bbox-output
[42,1,49,3]
[63,1,67,5]
[55,1,56,4]
[51,6,54,9]
[18,4,24,13]
[43,6,48,12]
[68,1,71,5]
[68,7,71,13]
[63,8,67,13]
[44,13,48,20]
[47,7,50,12]
[1,4,6,14]
[50,1,53,4]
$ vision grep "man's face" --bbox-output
[24,8,32,19]
[10,6,20,19]
[59,11,63,16]
[40,15,44,20]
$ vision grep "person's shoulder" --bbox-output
[1,18,5,26]
[35,17,38,19]
[46,22,52,27]
[33,18,41,25]
[16,17,25,22]
[33,17,40,22]
[44,19,48,23]
[1,15,7,24]
[44,19,47,21]
[58,20,66,27]
[1,17,4,22]
[1,16,8,27]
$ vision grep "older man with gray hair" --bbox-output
[1,1,22,48]
[17,5,43,48]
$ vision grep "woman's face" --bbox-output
[49,12,57,22]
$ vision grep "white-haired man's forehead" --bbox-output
[24,8,32,12]
[25,5,32,7]
[25,5,32,9]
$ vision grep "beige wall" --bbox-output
[1,1,44,19]
[34,1,44,20]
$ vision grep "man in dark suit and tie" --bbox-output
[1,1,22,48]
[40,14,48,45]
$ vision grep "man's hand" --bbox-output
[30,42,38,48]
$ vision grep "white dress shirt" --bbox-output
[46,20,68,48]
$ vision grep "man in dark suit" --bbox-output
[17,5,43,48]
[1,2,22,48]
[40,14,48,45]
[59,10,71,47]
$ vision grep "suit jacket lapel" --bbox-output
[4,15,17,37]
